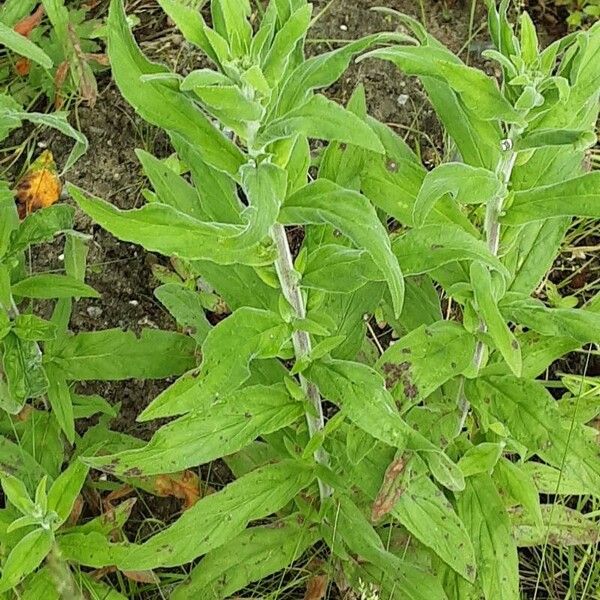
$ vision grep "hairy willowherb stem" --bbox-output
[457,129,519,433]
[271,223,332,501]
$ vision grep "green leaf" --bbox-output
[413,163,501,226]
[13,315,57,342]
[307,358,464,491]
[259,94,385,153]
[59,461,315,570]
[501,293,600,344]
[45,365,75,444]
[364,45,521,122]
[1,473,34,515]
[503,172,600,224]
[262,4,312,85]
[0,21,52,68]
[0,183,19,258]
[47,460,89,527]
[11,274,99,300]
[108,0,244,176]
[376,321,475,407]
[69,186,275,266]
[7,205,75,257]
[470,262,521,377]
[467,376,600,497]
[84,385,303,476]
[516,128,596,151]
[393,225,509,280]
[330,494,447,600]
[493,458,542,526]
[1,333,48,410]
[511,504,600,547]
[458,442,504,477]
[155,283,211,343]
[519,11,538,65]
[136,149,205,220]
[525,462,600,497]
[139,308,291,420]
[456,474,519,600]
[51,328,195,381]
[212,0,252,57]
[0,528,54,593]
[392,460,476,582]
[281,179,404,316]
[171,517,319,599]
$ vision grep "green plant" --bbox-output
[17,0,597,599]
[0,1,106,107]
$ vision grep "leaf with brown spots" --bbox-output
[15,150,62,219]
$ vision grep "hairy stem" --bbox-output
[457,131,518,432]
[271,223,332,500]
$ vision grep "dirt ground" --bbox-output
[13,0,596,597]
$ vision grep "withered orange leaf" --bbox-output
[14,5,45,37]
[304,574,328,600]
[151,470,205,510]
[15,57,31,77]
[123,570,160,584]
[15,150,62,219]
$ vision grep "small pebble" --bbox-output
[340,24,348,31]
[87,306,103,318]
[58,253,64,261]
[397,94,409,106]
[37,141,47,148]
[129,300,139,306]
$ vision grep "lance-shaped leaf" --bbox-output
[262,3,312,85]
[47,460,89,527]
[171,516,319,599]
[7,205,74,257]
[500,293,600,344]
[0,21,52,68]
[212,0,252,57]
[50,328,195,381]
[456,474,520,600]
[329,494,447,600]
[510,504,600,547]
[467,376,600,497]
[376,320,475,406]
[58,461,315,570]
[84,385,304,476]
[69,186,276,266]
[11,274,99,300]
[413,163,501,226]
[307,358,464,491]
[140,308,291,420]
[363,45,521,122]
[502,172,600,224]
[237,162,287,246]
[516,128,596,151]
[525,462,600,497]
[155,284,211,343]
[0,528,54,593]
[108,0,244,176]
[280,179,404,316]
[393,224,509,279]
[259,94,384,154]
[471,261,521,377]
[45,364,74,444]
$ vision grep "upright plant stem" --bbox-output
[271,223,332,501]
[458,130,519,431]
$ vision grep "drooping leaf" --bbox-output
[281,179,404,316]
[139,308,291,420]
[259,94,384,153]
[413,163,501,226]
[69,186,276,266]
[84,385,303,476]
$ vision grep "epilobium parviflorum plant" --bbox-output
[63,0,600,597]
